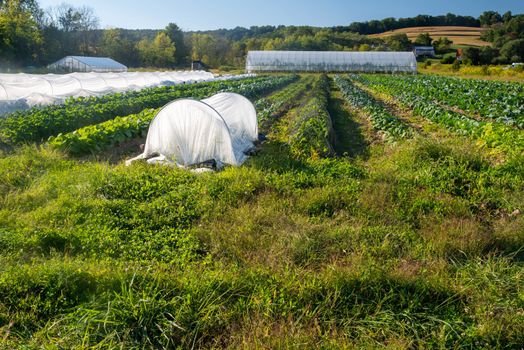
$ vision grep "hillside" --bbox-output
[370,26,490,47]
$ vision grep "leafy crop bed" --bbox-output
[0,76,278,144]
[363,74,524,128]
[49,75,297,155]
[335,75,413,140]
[359,74,524,157]
[0,74,523,349]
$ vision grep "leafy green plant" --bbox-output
[49,75,297,155]
[334,75,413,140]
[0,76,284,144]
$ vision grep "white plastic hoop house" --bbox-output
[246,51,418,73]
[126,92,258,168]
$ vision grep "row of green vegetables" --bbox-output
[49,75,298,155]
[255,76,315,133]
[0,76,278,145]
[334,75,413,140]
[285,74,335,159]
[357,75,524,156]
[362,74,524,128]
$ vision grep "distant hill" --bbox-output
[370,26,490,47]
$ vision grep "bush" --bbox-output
[441,55,455,64]
[452,59,461,71]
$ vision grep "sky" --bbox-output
[38,0,524,31]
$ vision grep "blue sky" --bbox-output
[38,0,524,31]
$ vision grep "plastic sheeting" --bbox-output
[0,71,255,115]
[126,93,258,168]
[47,56,128,73]
[202,92,258,154]
[246,51,418,73]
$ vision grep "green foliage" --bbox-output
[335,75,413,139]
[137,32,176,67]
[360,74,524,156]
[360,74,524,128]
[433,36,453,54]
[500,38,524,63]
[288,75,335,159]
[383,33,412,51]
[414,32,432,46]
[0,0,43,66]
[1,75,524,349]
[0,76,271,144]
[49,75,297,155]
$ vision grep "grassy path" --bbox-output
[327,80,371,158]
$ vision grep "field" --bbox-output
[370,26,490,47]
[0,73,523,348]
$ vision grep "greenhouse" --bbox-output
[246,51,418,73]
[126,92,258,168]
[48,56,128,73]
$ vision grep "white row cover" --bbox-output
[246,51,418,73]
[0,71,254,115]
[126,92,258,168]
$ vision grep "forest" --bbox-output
[0,0,523,69]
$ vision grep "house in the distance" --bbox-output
[413,46,436,58]
[47,56,128,73]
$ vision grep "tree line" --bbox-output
[0,0,522,70]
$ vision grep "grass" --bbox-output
[419,63,524,83]
[0,75,523,348]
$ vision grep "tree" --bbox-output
[0,0,43,66]
[502,11,513,23]
[100,28,139,66]
[47,3,99,55]
[137,32,175,67]
[478,46,499,65]
[191,33,215,64]
[414,33,432,46]
[500,39,524,63]
[479,11,502,26]
[164,23,187,65]
[384,33,412,51]
[462,47,481,65]
[433,37,453,54]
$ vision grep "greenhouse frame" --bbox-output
[246,51,418,73]
[47,56,128,73]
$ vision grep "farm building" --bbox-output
[413,46,436,58]
[246,51,417,73]
[47,56,128,73]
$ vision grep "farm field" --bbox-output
[0,73,523,348]
[370,26,490,47]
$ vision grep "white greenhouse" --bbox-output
[126,92,258,168]
[48,56,128,73]
[246,51,418,73]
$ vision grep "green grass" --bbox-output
[0,75,523,349]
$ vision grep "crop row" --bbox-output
[49,75,297,155]
[287,74,335,159]
[255,76,315,132]
[334,75,413,140]
[0,76,277,144]
[362,74,524,128]
[357,75,524,156]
